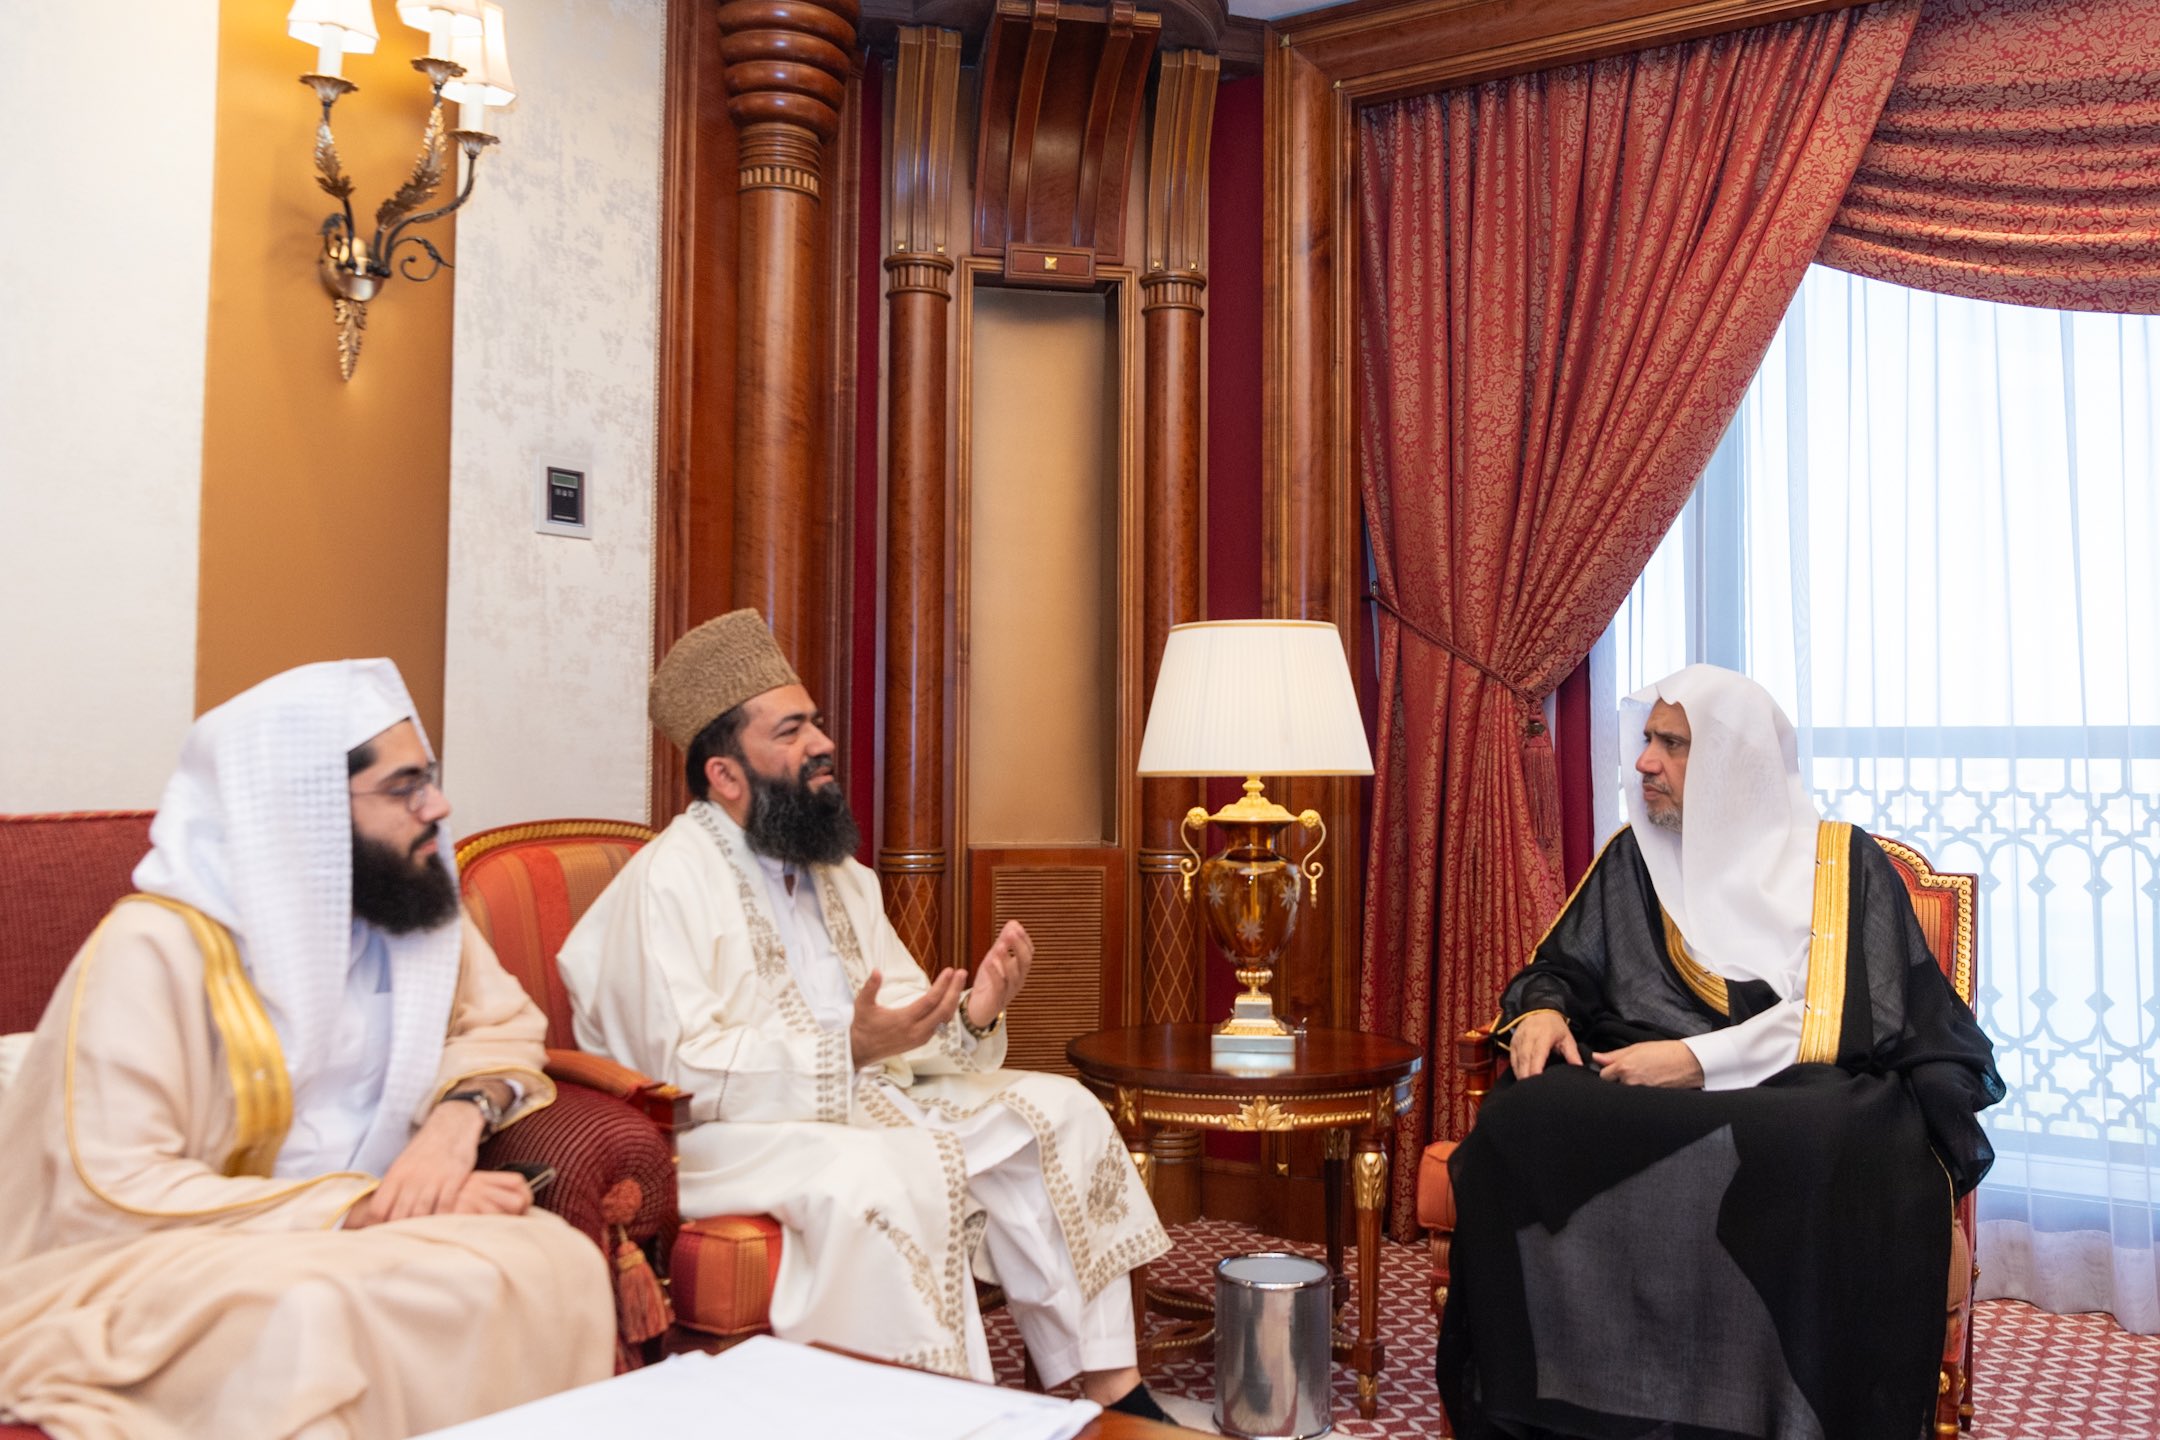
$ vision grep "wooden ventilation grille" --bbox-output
[991,867,1104,1077]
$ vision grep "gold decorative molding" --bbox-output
[1323,1127,1353,1160]
[1126,1085,1400,1133]
[890,27,962,260]
[1353,1149,1389,1210]
[1143,49,1219,283]
[1114,1084,1141,1131]
[1130,1147,1157,1194]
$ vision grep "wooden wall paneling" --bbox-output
[952,254,1144,1022]
[968,847,1127,1075]
[881,27,965,967]
[654,0,741,826]
[1138,49,1220,1224]
[716,0,861,712]
[970,0,1162,287]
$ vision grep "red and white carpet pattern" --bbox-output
[982,1218,2160,1438]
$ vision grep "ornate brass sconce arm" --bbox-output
[302,58,495,380]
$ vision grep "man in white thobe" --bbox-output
[559,610,1175,1419]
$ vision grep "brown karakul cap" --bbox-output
[649,609,802,750]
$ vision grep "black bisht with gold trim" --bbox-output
[1437,824,2002,1440]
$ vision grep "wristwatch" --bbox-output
[958,989,1003,1041]
[444,1086,507,1133]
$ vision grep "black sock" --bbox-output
[1107,1382,1172,1422]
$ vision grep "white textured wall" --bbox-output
[0,0,220,809]
[441,0,666,836]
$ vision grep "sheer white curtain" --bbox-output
[1596,264,2160,1332]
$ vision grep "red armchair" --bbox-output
[0,809,679,1376]
[1419,835,1981,1437]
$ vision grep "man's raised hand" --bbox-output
[850,965,965,1067]
[1508,1010,1581,1078]
[966,920,1033,1031]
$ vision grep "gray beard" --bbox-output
[1647,804,1684,833]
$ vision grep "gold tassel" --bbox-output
[600,1178,672,1350]
[613,1226,673,1346]
[1521,712,1562,870]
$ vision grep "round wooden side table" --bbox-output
[1068,1024,1421,1420]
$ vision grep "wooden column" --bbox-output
[1139,51,1219,1224]
[717,0,859,691]
[879,28,962,968]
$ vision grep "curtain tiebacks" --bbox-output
[1367,590,1541,722]
[1367,589,1562,857]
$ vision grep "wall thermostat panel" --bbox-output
[536,465,591,538]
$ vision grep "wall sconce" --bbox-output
[287,0,517,379]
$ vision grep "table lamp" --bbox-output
[1136,620,1374,1059]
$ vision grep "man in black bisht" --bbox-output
[1438,664,2002,1440]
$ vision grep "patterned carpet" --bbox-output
[983,1218,2160,1438]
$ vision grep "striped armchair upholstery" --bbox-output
[458,820,653,1050]
[454,820,786,1341]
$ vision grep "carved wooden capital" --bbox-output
[1139,272,1206,312]
[737,122,827,195]
[885,253,956,295]
[1144,49,1219,280]
[715,0,861,146]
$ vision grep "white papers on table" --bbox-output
[414,1334,1106,1440]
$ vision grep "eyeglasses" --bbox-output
[350,761,443,813]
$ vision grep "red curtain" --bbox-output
[1354,2,1919,1236]
[1821,0,2160,313]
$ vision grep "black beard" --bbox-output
[741,756,860,867]
[351,826,461,935]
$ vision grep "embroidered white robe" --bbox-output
[558,803,1170,1380]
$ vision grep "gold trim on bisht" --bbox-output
[63,899,376,1221]
[1660,909,1730,1017]
[1796,822,1854,1065]
[121,894,293,1177]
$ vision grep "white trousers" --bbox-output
[895,1089,1139,1388]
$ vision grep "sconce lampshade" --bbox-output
[1137,621,1374,779]
[442,3,516,108]
[287,0,380,54]
[395,0,485,39]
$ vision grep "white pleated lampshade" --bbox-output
[287,0,380,53]
[395,0,485,38]
[1137,621,1374,778]
[442,3,515,107]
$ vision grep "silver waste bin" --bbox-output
[1213,1252,1332,1440]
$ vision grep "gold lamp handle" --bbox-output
[1294,809,1327,904]
[1177,807,1210,901]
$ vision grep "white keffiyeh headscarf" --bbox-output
[1622,665,1823,986]
[133,660,464,1176]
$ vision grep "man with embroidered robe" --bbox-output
[559,610,1175,1418]
[0,660,613,1440]
[1437,665,2002,1440]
